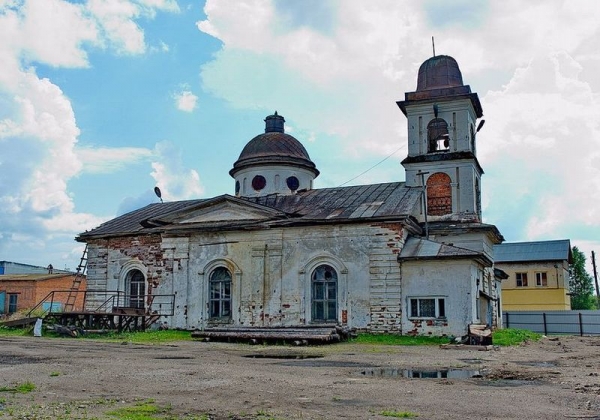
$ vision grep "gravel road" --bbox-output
[1,335,599,419]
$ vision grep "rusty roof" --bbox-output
[77,182,422,240]
[229,131,319,177]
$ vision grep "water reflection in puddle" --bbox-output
[513,361,557,368]
[360,368,483,379]
[243,354,323,359]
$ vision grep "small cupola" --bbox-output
[265,111,285,133]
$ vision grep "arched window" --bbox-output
[311,264,337,322]
[427,118,450,152]
[209,267,232,319]
[126,269,145,309]
[427,172,452,216]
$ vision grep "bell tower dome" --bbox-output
[397,55,484,222]
[230,112,319,197]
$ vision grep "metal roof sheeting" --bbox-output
[78,182,421,240]
[493,240,571,263]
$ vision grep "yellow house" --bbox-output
[494,240,572,311]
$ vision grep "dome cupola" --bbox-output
[416,55,464,91]
[230,112,319,197]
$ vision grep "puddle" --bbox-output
[360,368,483,379]
[478,379,541,387]
[154,356,194,360]
[459,358,492,365]
[243,354,323,360]
[280,360,372,368]
[513,361,557,368]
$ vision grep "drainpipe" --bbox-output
[263,244,268,326]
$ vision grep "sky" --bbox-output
[0,0,599,275]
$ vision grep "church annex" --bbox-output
[77,55,504,337]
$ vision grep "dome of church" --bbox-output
[416,55,464,91]
[230,112,319,177]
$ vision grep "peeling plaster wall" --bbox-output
[401,259,480,337]
[85,235,166,309]
[86,221,409,332]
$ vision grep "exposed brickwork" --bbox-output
[0,275,87,313]
[427,172,452,215]
[368,223,406,333]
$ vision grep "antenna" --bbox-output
[154,186,163,203]
[432,36,436,57]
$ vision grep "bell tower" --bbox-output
[397,55,485,222]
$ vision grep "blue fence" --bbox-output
[503,310,600,336]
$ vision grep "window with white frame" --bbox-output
[209,267,232,319]
[409,297,446,319]
[535,272,548,287]
[516,272,528,287]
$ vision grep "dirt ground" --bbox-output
[1,335,599,420]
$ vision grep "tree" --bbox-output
[569,247,597,310]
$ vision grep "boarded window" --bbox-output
[427,172,452,216]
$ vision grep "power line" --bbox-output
[338,144,406,187]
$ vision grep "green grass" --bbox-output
[77,329,193,344]
[106,399,209,419]
[492,328,542,346]
[380,409,419,418]
[0,381,35,393]
[352,333,450,346]
[0,326,31,337]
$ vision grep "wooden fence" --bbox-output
[503,310,600,336]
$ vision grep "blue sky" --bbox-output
[1,0,599,274]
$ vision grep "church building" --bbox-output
[77,55,504,337]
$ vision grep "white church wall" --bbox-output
[401,259,478,337]
[88,221,409,331]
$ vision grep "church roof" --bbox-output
[230,112,319,177]
[417,55,464,91]
[77,182,422,240]
[399,236,492,266]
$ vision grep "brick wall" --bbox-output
[0,275,86,313]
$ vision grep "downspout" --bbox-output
[262,244,268,327]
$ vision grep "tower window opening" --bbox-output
[427,118,450,153]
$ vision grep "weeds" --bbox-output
[492,328,542,346]
[380,409,419,418]
[352,333,450,346]
[0,381,35,393]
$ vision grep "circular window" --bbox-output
[252,175,266,191]
[235,180,240,195]
[286,176,300,191]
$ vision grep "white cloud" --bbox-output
[76,146,154,173]
[174,90,198,112]
[151,141,204,201]
[0,0,182,269]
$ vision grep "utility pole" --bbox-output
[592,251,599,303]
